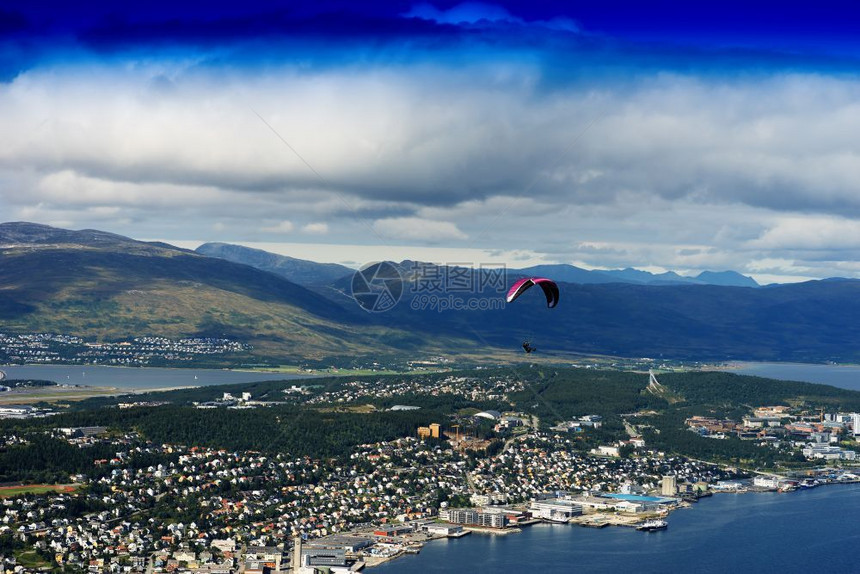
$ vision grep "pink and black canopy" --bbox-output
[506,277,559,308]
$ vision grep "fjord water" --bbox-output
[376,485,860,573]
[4,360,860,391]
[732,362,860,391]
[0,364,299,389]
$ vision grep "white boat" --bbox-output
[636,519,668,531]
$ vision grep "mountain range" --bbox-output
[2,221,859,363]
[192,243,760,289]
[515,264,759,287]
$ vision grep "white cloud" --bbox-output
[262,220,295,233]
[373,217,468,241]
[164,240,547,268]
[302,222,329,235]
[749,216,860,250]
[30,170,228,207]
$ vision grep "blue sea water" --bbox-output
[3,360,859,392]
[732,362,860,392]
[375,485,860,573]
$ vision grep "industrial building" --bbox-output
[422,523,465,536]
[373,526,413,537]
[296,535,374,571]
[572,493,674,514]
[529,499,583,522]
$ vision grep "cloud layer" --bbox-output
[3,2,860,282]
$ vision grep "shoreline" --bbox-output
[0,364,305,401]
[365,478,860,569]
[366,482,860,572]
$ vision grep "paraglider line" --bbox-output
[461,323,568,423]
[251,109,329,184]
[469,110,605,248]
[252,107,416,355]
[513,364,569,425]
[250,107,395,250]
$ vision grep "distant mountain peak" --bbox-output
[0,221,193,255]
[0,221,125,244]
[695,270,759,288]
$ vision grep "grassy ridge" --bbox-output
[0,247,473,360]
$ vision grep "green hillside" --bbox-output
[6,222,860,365]
[0,223,470,362]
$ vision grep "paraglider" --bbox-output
[506,277,559,353]
[506,277,559,308]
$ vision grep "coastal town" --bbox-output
[0,427,747,573]
[0,334,250,367]
[2,364,860,573]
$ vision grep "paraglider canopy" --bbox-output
[506,277,559,308]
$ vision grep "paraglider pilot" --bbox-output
[507,277,558,354]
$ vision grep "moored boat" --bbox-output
[636,519,668,532]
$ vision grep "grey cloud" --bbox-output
[6,61,860,281]
[8,66,860,217]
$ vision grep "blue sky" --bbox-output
[3,1,860,282]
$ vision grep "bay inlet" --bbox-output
[731,362,860,392]
[374,484,860,573]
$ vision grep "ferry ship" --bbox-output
[636,519,668,532]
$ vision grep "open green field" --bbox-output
[0,484,78,498]
[15,550,51,569]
